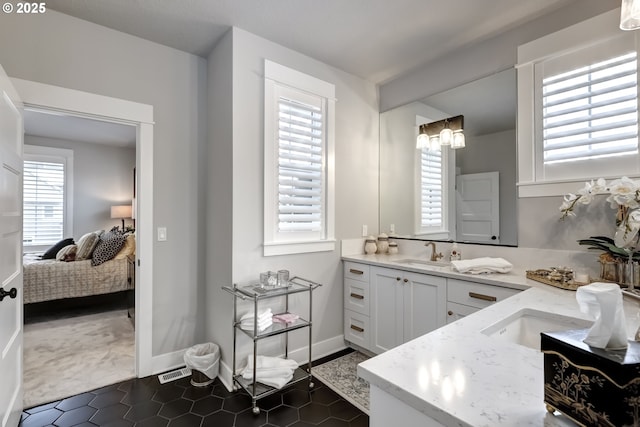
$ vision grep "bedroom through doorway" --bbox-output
[21,109,139,408]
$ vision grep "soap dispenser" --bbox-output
[449,243,461,261]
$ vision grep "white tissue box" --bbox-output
[542,329,640,426]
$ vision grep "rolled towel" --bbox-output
[240,355,298,389]
[240,317,273,332]
[272,313,300,324]
[451,257,513,274]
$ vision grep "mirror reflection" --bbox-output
[379,68,518,246]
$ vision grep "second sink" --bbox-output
[394,258,451,268]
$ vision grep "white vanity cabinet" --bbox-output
[446,278,520,324]
[369,266,447,354]
[343,262,372,350]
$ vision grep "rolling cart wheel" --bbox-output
[252,406,260,415]
[309,381,315,389]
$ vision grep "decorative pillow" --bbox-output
[114,234,136,260]
[91,231,126,266]
[76,232,101,260]
[42,238,74,259]
[56,244,77,262]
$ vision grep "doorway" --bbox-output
[11,78,155,400]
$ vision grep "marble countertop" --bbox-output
[347,255,640,427]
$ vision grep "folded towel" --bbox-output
[272,313,300,324]
[240,308,272,322]
[451,257,513,274]
[240,318,273,332]
[240,355,298,389]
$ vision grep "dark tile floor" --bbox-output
[20,352,368,427]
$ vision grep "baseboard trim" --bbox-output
[217,334,346,392]
[151,349,187,376]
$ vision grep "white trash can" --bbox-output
[184,342,220,387]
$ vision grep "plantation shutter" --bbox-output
[542,52,638,164]
[420,148,443,229]
[277,95,325,234]
[23,160,65,246]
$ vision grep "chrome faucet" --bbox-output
[425,242,443,262]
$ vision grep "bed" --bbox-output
[23,253,133,304]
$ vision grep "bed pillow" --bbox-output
[76,232,101,260]
[56,244,77,262]
[114,233,136,260]
[91,231,126,266]
[41,238,74,259]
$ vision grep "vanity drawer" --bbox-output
[344,310,370,349]
[447,279,520,309]
[344,262,369,283]
[344,278,369,315]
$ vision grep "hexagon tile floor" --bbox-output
[20,353,369,427]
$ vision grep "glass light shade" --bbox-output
[428,135,441,152]
[451,131,465,149]
[621,0,640,30]
[416,133,430,149]
[440,127,453,146]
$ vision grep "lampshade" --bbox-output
[111,205,132,219]
[451,131,466,149]
[621,0,640,30]
[416,115,464,151]
[416,133,430,149]
[428,135,441,152]
[439,127,453,146]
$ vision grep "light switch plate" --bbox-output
[157,227,167,241]
[362,225,368,237]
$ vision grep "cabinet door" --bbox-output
[403,271,447,343]
[370,267,403,354]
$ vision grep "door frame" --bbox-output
[12,78,155,377]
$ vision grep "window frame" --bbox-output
[517,9,640,197]
[23,144,74,251]
[263,60,336,256]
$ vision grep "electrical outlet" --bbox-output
[362,224,368,237]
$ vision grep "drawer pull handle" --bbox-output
[448,310,453,316]
[350,293,364,300]
[350,325,364,333]
[403,278,408,283]
[349,269,364,275]
[469,292,497,302]
[396,277,401,281]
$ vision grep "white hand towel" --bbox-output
[240,318,273,332]
[240,355,298,389]
[240,308,272,322]
[253,373,293,389]
[451,257,513,274]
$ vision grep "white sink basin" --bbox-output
[394,258,451,268]
[481,308,592,351]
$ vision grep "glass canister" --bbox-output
[617,262,640,289]
[388,241,398,254]
[600,261,618,282]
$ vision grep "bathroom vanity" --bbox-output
[344,254,640,427]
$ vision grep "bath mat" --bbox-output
[312,351,370,414]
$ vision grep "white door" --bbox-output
[456,172,500,243]
[0,65,24,427]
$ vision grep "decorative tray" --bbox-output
[525,269,589,291]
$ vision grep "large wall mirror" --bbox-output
[379,68,518,246]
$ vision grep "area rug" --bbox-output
[23,309,135,408]
[312,351,370,414]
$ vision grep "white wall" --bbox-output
[379,0,621,251]
[206,27,379,384]
[25,135,136,237]
[0,10,207,358]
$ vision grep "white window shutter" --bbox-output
[419,149,443,229]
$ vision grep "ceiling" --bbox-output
[46,0,579,84]
[28,0,582,146]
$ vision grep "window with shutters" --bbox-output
[517,10,640,197]
[23,145,74,249]
[416,148,444,234]
[264,60,336,256]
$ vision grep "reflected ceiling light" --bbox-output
[621,0,640,30]
[417,115,464,151]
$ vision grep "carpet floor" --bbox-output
[23,308,135,409]
[312,350,370,414]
